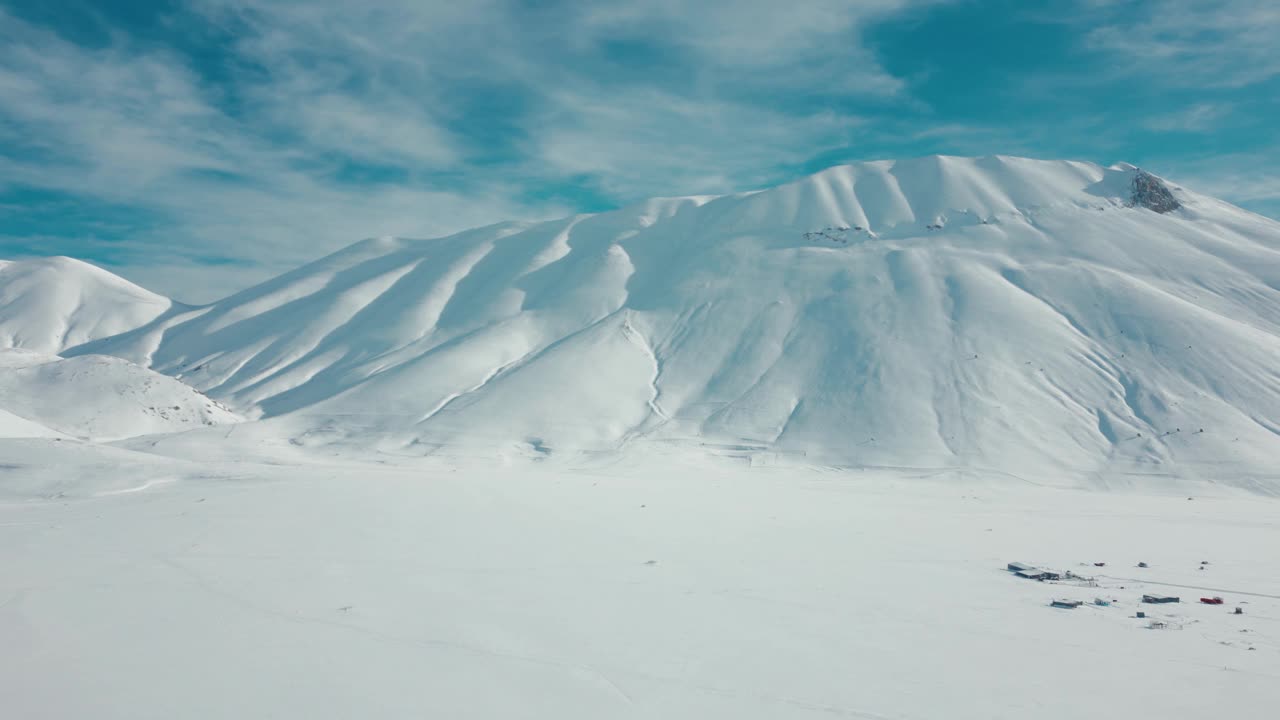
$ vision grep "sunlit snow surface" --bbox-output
[1,442,1278,719]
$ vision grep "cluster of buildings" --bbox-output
[1007,560,1244,618]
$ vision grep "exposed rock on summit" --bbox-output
[1131,169,1181,213]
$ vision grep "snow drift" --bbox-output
[19,155,1280,479]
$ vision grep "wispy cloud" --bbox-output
[1,0,1277,302]
[531,88,866,199]
[1086,0,1280,88]
[1160,152,1280,221]
[575,0,934,94]
[0,7,556,300]
[1142,103,1231,133]
[1178,166,1280,205]
[1,2,945,300]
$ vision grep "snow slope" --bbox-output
[0,257,172,355]
[0,408,62,439]
[62,156,1280,482]
[0,349,240,441]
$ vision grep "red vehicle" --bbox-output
[1200,597,1224,605]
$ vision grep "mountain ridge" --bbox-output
[7,155,1280,481]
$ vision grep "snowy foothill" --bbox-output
[2,155,1280,717]
[0,348,240,442]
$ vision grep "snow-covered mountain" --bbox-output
[0,349,240,441]
[15,156,1280,478]
[0,256,173,355]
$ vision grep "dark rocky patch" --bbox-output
[1131,170,1181,213]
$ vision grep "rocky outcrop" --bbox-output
[1131,169,1181,213]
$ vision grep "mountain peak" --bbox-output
[715,155,1149,238]
[1130,168,1182,213]
[0,257,172,355]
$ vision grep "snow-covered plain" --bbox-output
[2,156,1280,717]
[1,442,1278,719]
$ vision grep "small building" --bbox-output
[1051,599,1083,609]
[1008,561,1060,581]
[1142,594,1180,604]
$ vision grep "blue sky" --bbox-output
[2,0,1278,301]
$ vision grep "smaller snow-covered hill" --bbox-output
[0,349,240,441]
[0,257,173,355]
[0,408,63,439]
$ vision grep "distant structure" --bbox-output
[1007,562,1061,581]
[1142,594,1181,604]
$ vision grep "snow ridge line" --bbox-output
[415,307,635,427]
[621,312,668,422]
[415,360,517,425]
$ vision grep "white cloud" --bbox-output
[1087,0,1280,87]
[0,8,557,302]
[1141,103,1230,132]
[3,1,955,302]
[1182,169,1280,205]
[1158,153,1280,221]
[578,0,935,92]
[532,87,865,198]
[29,0,1275,301]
